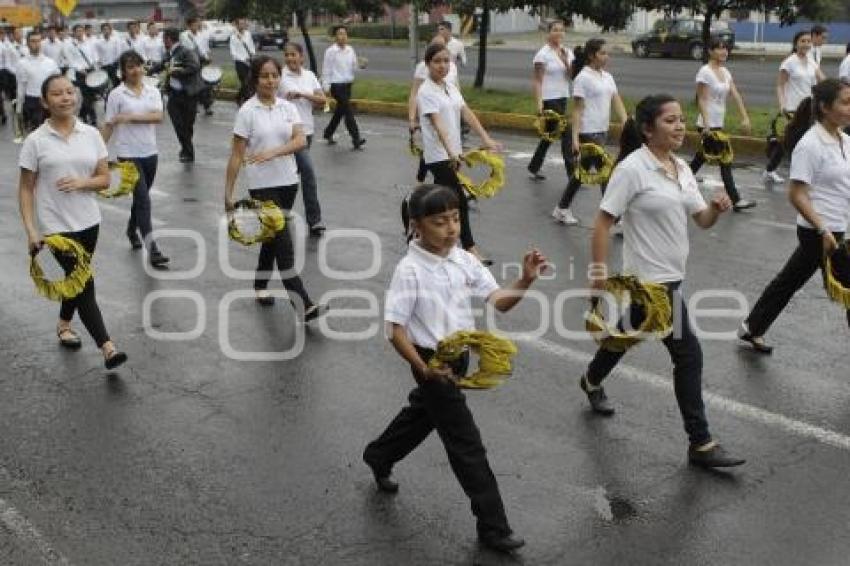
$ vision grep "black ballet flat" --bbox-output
[738,324,773,354]
[104,350,128,370]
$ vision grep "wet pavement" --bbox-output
[1,105,849,565]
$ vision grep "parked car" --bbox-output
[252,26,288,51]
[632,18,736,60]
[206,21,233,47]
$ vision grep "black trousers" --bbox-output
[363,347,512,538]
[428,160,475,250]
[0,69,13,118]
[690,127,741,204]
[235,61,250,105]
[74,72,98,125]
[248,185,313,310]
[586,282,711,446]
[167,90,197,159]
[746,226,850,336]
[558,131,608,209]
[102,63,119,90]
[55,224,110,348]
[121,155,160,252]
[528,97,573,177]
[22,96,45,132]
[324,82,360,141]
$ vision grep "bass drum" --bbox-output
[84,69,109,94]
[200,65,222,87]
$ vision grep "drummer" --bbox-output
[181,17,214,116]
[95,22,122,89]
[141,21,164,74]
[64,24,99,126]
[123,20,146,59]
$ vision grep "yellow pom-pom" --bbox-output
[575,142,614,186]
[429,330,518,390]
[700,130,734,166]
[228,199,286,246]
[533,109,567,143]
[98,161,140,198]
[455,150,506,199]
[30,235,93,301]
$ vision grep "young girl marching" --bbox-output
[740,79,850,353]
[689,37,756,211]
[363,184,548,553]
[579,94,746,469]
[18,74,128,369]
[552,39,627,225]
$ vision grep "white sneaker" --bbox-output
[761,170,784,184]
[552,207,578,225]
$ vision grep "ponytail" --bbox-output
[785,78,849,152]
[571,38,605,80]
[616,94,679,163]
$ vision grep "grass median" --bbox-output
[219,71,776,139]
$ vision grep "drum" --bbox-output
[84,69,109,93]
[201,65,222,87]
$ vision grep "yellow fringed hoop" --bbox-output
[30,235,93,301]
[228,199,286,246]
[575,142,614,186]
[98,161,140,198]
[700,130,734,166]
[409,131,424,158]
[585,275,673,352]
[429,330,518,390]
[455,150,506,199]
[824,245,850,308]
[534,109,567,143]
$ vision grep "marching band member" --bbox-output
[181,16,213,116]
[809,24,828,67]
[18,74,128,370]
[162,27,202,163]
[229,17,255,106]
[224,55,328,320]
[64,24,98,125]
[101,50,169,268]
[16,30,59,132]
[527,20,573,182]
[141,21,165,73]
[280,42,327,236]
[3,26,28,124]
[580,94,746,469]
[123,20,146,59]
[41,26,65,69]
[95,22,123,89]
[321,24,366,149]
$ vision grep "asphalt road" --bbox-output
[210,39,847,108]
[1,105,850,564]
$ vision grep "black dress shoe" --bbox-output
[352,138,366,150]
[309,223,327,237]
[688,443,746,468]
[580,375,615,416]
[126,229,142,249]
[738,323,773,354]
[478,532,526,553]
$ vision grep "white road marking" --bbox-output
[0,497,71,565]
[517,335,850,452]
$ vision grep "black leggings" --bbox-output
[690,128,741,204]
[746,226,850,336]
[428,160,475,250]
[248,185,313,310]
[55,224,110,348]
[121,154,160,253]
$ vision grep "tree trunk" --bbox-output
[473,0,490,89]
[701,4,718,64]
[296,9,318,73]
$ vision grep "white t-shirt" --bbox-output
[414,60,459,88]
[600,146,707,283]
[572,66,617,134]
[278,67,322,136]
[417,78,464,165]
[695,64,732,129]
[384,241,499,350]
[233,96,302,189]
[780,53,818,113]
[790,123,850,233]
[18,119,106,234]
[839,54,850,83]
[105,83,163,158]
[533,44,573,101]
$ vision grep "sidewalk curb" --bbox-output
[215,89,768,158]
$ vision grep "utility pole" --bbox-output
[409,2,418,66]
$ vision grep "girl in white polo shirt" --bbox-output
[527,20,573,181]
[224,55,328,321]
[280,42,327,237]
[417,43,502,265]
[552,38,627,225]
[18,74,128,370]
[741,79,850,353]
[101,50,169,268]
[763,31,825,184]
[580,94,746,469]
[689,38,756,212]
[363,184,548,553]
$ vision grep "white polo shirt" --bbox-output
[233,95,302,189]
[839,54,850,83]
[384,241,499,350]
[533,44,573,101]
[572,66,617,134]
[19,119,106,234]
[95,35,122,66]
[229,30,255,64]
[600,146,707,283]
[418,78,464,165]
[695,64,732,129]
[780,54,818,112]
[414,60,459,89]
[104,82,163,158]
[321,43,357,90]
[279,67,322,136]
[789,123,850,233]
[16,54,60,99]
[141,34,164,63]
